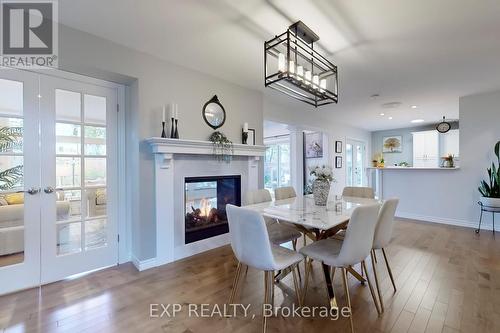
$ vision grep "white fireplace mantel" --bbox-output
[146,137,266,168]
[144,137,266,270]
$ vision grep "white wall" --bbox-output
[58,25,264,260]
[381,90,500,229]
[263,99,372,195]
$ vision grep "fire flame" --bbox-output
[199,198,212,217]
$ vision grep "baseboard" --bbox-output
[132,256,157,271]
[396,212,494,231]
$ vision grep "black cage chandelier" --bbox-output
[264,21,338,107]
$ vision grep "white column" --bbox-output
[154,153,175,266]
[248,156,260,192]
[288,126,304,195]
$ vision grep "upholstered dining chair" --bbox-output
[274,186,311,247]
[226,205,303,333]
[300,204,382,333]
[274,186,297,200]
[342,186,375,199]
[370,198,399,312]
[245,189,301,249]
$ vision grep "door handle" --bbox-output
[44,186,63,194]
[16,187,41,195]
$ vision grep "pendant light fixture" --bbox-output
[264,21,338,107]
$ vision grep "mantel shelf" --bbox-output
[145,137,266,157]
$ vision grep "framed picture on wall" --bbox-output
[335,156,343,168]
[247,128,256,145]
[335,140,342,153]
[304,132,324,158]
[383,135,403,153]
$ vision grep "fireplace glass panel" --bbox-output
[184,175,241,244]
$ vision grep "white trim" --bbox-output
[132,256,157,272]
[146,137,266,157]
[174,234,230,261]
[396,212,494,231]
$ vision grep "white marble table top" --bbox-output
[244,195,381,231]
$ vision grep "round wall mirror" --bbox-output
[202,95,226,130]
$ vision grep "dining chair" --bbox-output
[226,205,303,333]
[274,186,297,200]
[245,189,302,249]
[370,198,399,312]
[274,186,311,247]
[300,204,382,333]
[342,186,375,199]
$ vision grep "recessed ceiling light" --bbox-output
[380,113,385,116]
[411,119,425,123]
[388,116,393,120]
[411,105,418,109]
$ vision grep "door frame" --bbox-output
[31,69,129,266]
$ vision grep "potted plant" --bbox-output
[378,157,385,168]
[441,154,455,168]
[310,165,334,206]
[478,141,500,208]
[208,131,233,163]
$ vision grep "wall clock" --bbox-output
[436,116,451,133]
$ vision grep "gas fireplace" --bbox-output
[184,175,241,244]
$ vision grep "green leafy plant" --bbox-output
[478,140,500,198]
[0,165,23,191]
[0,126,23,152]
[0,126,23,190]
[208,131,233,163]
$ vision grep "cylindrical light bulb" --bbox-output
[320,79,327,92]
[305,70,311,85]
[312,75,319,89]
[296,65,304,81]
[278,53,286,72]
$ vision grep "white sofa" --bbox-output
[0,201,70,256]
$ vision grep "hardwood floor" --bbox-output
[1,219,499,332]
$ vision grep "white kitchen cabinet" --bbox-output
[412,130,439,167]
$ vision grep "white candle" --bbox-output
[170,103,175,119]
[243,122,248,132]
[278,53,286,72]
[175,104,179,119]
[162,105,166,122]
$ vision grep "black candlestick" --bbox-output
[174,119,179,139]
[161,121,167,138]
[170,117,175,138]
[242,129,248,144]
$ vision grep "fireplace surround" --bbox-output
[146,138,266,270]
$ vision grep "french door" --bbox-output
[346,139,366,187]
[0,68,119,294]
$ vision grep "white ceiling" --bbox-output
[59,0,500,131]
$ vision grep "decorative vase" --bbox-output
[480,196,500,208]
[313,179,330,206]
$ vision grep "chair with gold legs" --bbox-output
[226,205,304,333]
[245,189,302,250]
[300,204,382,333]
[370,198,399,313]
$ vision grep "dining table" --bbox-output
[244,194,381,308]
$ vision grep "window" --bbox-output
[264,135,291,192]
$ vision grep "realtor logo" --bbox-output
[1,0,58,68]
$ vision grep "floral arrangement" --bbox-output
[310,165,334,182]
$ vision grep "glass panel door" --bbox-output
[264,136,291,192]
[346,140,366,187]
[0,69,41,294]
[39,75,118,284]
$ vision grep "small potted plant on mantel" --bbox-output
[478,141,500,208]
